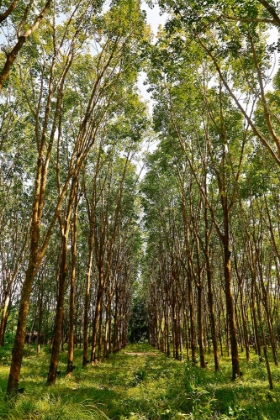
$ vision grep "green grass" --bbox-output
[0,343,280,419]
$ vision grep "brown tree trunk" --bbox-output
[0,0,52,92]
[7,156,45,394]
[113,289,119,353]
[7,261,37,393]
[67,200,78,374]
[224,242,240,379]
[0,293,10,346]
[90,287,103,363]
[97,307,103,362]
[251,281,261,355]
[197,283,206,368]
[240,294,250,362]
[82,238,93,367]
[188,272,196,364]
[103,292,112,358]
[47,176,78,384]
[47,234,68,385]
[204,207,220,371]
[37,286,43,354]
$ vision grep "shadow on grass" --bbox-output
[1,344,280,419]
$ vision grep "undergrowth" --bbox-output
[0,343,280,419]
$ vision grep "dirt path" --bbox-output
[124,351,158,356]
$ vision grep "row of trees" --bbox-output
[141,0,280,382]
[0,0,148,393]
[1,0,280,396]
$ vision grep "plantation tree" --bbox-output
[89,153,140,363]
[109,184,142,354]
[79,87,147,365]
[6,2,95,393]
[79,142,143,363]
[157,0,280,167]
[237,150,280,365]
[48,2,147,384]
[0,81,36,345]
[146,21,257,377]
[142,133,221,369]
[0,172,30,346]
[0,0,53,91]
[141,153,186,359]
[66,189,79,373]
[6,0,148,393]
[81,147,128,365]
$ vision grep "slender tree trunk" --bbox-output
[264,304,278,366]
[0,293,10,346]
[7,151,47,394]
[165,307,170,357]
[82,237,93,366]
[251,280,261,355]
[61,312,65,352]
[113,290,119,353]
[97,307,103,362]
[223,242,240,379]
[47,234,68,385]
[188,272,196,364]
[67,201,77,374]
[205,207,219,371]
[37,287,43,354]
[90,287,103,363]
[7,261,37,393]
[0,0,52,92]
[240,294,250,362]
[197,283,206,367]
[172,292,179,359]
[104,301,111,358]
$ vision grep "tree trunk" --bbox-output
[113,290,119,353]
[240,294,250,362]
[47,234,68,385]
[37,287,43,354]
[251,280,261,355]
[197,283,206,368]
[205,207,220,370]
[188,272,196,365]
[224,243,240,379]
[67,202,78,374]
[90,287,103,363]
[82,239,93,366]
[0,293,10,346]
[97,307,103,362]
[7,262,36,394]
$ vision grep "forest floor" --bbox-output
[0,343,280,419]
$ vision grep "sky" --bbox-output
[142,2,167,32]
[137,2,168,107]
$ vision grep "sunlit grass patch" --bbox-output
[1,344,280,419]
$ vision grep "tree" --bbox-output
[7,0,148,393]
[0,0,53,91]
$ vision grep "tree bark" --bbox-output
[0,0,52,91]
[82,238,93,366]
[223,242,240,379]
[7,261,37,393]
[47,234,68,385]
[0,293,10,346]
[90,286,103,363]
[67,200,78,374]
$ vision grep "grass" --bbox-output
[0,343,280,419]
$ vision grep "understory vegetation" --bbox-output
[0,343,280,419]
